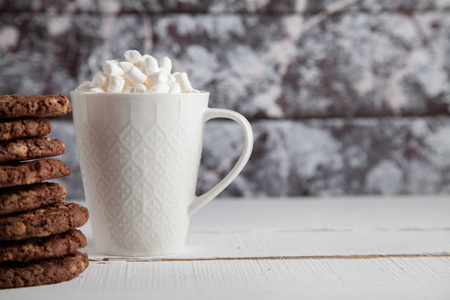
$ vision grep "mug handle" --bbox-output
[188,108,253,215]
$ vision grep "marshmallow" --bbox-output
[166,73,176,84]
[75,81,91,92]
[85,52,198,93]
[137,54,149,68]
[159,56,172,73]
[139,64,146,74]
[166,79,176,88]
[124,50,142,64]
[103,59,120,68]
[118,61,134,73]
[125,66,147,85]
[135,84,147,93]
[90,72,109,88]
[175,72,193,92]
[169,83,181,93]
[139,54,149,64]
[144,55,159,74]
[191,89,201,93]
[121,80,133,92]
[147,82,170,93]
[146,72,168,88]
[107,75,125,92]
[103,61,125,76]
[89,87,106,93]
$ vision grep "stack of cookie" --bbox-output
[0,95,89,289]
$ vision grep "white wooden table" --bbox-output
[1,196,450,300]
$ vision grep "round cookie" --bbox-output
[0,182,66,216]
[0,118,52,141]
[0,251,88,288]
[0,94,72,119]
[0,137,65,163]
[0,202,89,240]
[0,229,87,263]
[0,158,71,188]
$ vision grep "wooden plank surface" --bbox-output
[1,197,449,300]
[85,230,450,261]
[82,196,450,260]
[2,257,449,300]
[189,196,450,231]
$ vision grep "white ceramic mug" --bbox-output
[71,91,253,256]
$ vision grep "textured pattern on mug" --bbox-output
[76,99,203,254]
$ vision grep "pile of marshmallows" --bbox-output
[75,50,198,94]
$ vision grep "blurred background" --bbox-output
[1,0,449,200]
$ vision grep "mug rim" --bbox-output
[71,90,210,96]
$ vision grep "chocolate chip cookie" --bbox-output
[0,94,72,119]
[0,118,52,141]
[0,202,89,240]
[0,251,88,288]
[0,182,66,216]
[0,159,71,188]
[0,137,65,163]
[0,229,87,263]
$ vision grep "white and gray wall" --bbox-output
[1,0,450,199]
